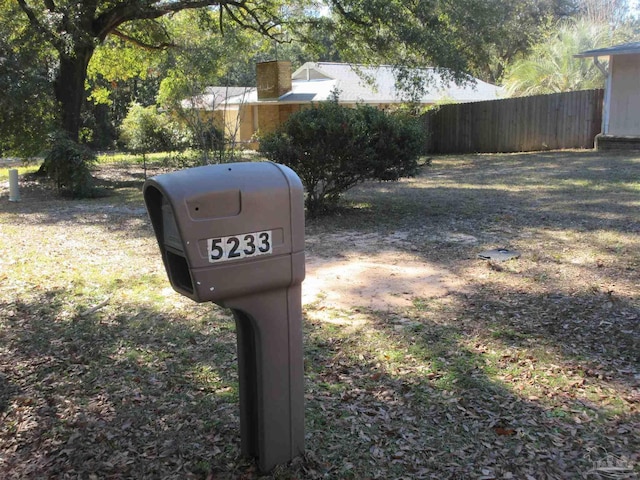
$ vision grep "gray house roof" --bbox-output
[220,62,503,106]
[180,86,252,111]
[575,41,640,58]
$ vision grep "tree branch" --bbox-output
[329,0,372,27]
[94,1,229,41]
[221,3,281,41]
[94,1,283,42]
[110,29,175,50]
[15,0,62,49]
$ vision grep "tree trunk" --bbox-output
[54,46,94,142]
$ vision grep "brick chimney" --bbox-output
[256,61,292,100]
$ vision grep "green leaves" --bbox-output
[0,0,56,156]
[119,103,186,153]
[503,18,638,96]
[41,132,97,197]
[260,101,425,215]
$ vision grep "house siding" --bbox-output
[608,54,640,136]
[237,106,253,144]
[231,104,305,142]
[257,105,280,136]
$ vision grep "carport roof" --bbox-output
[575,41,640,58]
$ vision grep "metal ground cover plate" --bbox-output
[477,249,521,261]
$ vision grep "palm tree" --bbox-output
[503,18,636,96]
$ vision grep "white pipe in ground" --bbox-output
[9,169,20,202]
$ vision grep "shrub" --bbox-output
[120,103,187,153]
[259,101,425,216]
[188,118,226,164]
[41,132,97,198]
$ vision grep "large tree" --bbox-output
[13,0,286,143]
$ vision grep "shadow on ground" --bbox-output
[1,151,638,478]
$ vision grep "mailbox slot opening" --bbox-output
[144,185,194,295]
[166,250,194,294]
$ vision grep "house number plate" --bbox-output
[207,230,272,263]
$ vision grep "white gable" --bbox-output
[291,64,334,81]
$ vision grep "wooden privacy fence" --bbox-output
[423,89,604,154]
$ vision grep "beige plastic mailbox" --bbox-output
[143,161,305,472]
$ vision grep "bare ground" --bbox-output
[0,151,638,479]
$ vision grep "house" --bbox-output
[188,61,503,148]
[576,42,640,150]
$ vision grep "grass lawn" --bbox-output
[0,151,638,479]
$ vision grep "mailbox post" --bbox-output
[143,162,305,472]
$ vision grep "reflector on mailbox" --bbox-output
[143,161,305,303]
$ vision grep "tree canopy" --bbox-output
[4,0,639,160]
[11,0,288,144]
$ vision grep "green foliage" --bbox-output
[450,0,578,83]
[0,0,56,157]
[9,0,295,149]
[41,133,97,198]
[576,0,633,25]
[323,0,571,84]
[88,37,163,104]
[119,103,188,153]
[155,10,274,160]
[259,100,425,216]
[9,0,635,168]
[503,18,638,96]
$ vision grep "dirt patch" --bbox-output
[303,232,466,311]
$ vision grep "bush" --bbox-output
[188,118,226,164]
[41,132,97,198]
[120,103,188,153]
[259,101,425,216]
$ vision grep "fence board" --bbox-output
[423,89,604,154]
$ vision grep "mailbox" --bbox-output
[143,161,305,472]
